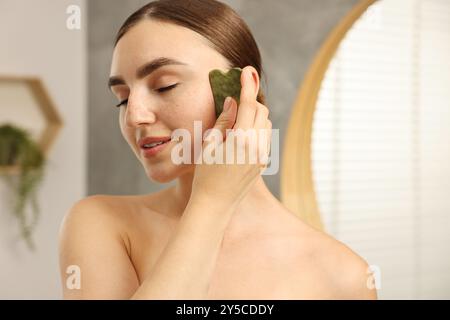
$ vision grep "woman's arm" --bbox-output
[58,194,235,299]
[131,67,268,299]
[131,194,235,299]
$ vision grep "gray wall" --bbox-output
[88,0,359,197]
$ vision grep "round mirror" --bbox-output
[282,0,450,299]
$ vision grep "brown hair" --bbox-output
[114,0,267,105]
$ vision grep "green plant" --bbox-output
[0,123,45,250]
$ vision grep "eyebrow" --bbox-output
[108,57,187,90]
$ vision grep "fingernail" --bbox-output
[224,97,232,112]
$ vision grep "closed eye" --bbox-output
[156,83,179,93]
[115,84,179,108]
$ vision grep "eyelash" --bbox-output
[115,83,179,108]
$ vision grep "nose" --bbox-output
[124,94,156,128]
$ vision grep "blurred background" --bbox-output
[0,0,448,299]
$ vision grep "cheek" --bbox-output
[169,86,216,132]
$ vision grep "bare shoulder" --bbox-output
[58,194,140,299]
[59,194,131,240]
[313,230,377,299]
[284,213,378,299]
[59,192,160,255]
[61,192,159,226]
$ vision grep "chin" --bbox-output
[144,164,191,184]
[145,169,175,184]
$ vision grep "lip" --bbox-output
[140,138,172,158]
[138,136,172,149]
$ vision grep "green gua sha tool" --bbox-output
[209,67,242,119]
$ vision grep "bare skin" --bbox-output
[59,187,376,299]
[58,19,377,300]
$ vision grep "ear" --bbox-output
[243,66,260,98]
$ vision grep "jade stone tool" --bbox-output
[209,67,242,119]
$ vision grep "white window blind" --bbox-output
[312,0,450,299]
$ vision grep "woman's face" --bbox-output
[109,19,231,183]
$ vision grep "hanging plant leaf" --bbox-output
[0,123,46,250]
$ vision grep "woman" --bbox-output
[59,0,377,300]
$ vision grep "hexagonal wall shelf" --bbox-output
[0,76,63,174]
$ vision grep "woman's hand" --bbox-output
[190,66,272,211]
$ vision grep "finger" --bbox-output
[204,97,236,145]
[254,102,269,130]
[259,119,272,167]
[266,119,272,157]
[254,102,270,166]
[234,66,259,130]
